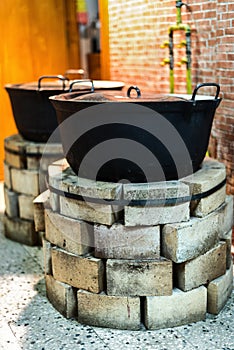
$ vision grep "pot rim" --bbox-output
[5,79,125,92]
[49,90,221,103]
[49,83,222,103]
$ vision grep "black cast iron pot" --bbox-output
[50,83,221,183]
[5,76,124,143]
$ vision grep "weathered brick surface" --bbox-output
[60,166,123,200]
[48,159,122,200]
[42,238,52,275]
[60,195,120,226]
[3,161,12,189]
[45,275,77,318]
[181,159,226,195]
[11,168,39,196]
[26,144,63,171]
[106,258,172,296]
[4,134,63,171]
[191,186,226,218]
[123,181,189,201]
[33,190,50,232]
[48,159,69,189]
[77,290,141,330]
[4,134,25,154]
[207,263,233,315]
[49,192,60,212]
[162,208,221,263]
[18,194,35,220]
[4,186,19,218]
[25,142,63,157]
[4,214,39,246]
[220,230,233,270]
[124,181,190,226]
[94,223,160,259]
[45,209,93,255]
[174,242,227,292]
[45,274,77,319]
[144,286,207,330]
[48,160,123,225]
[217,196,233,237]
[5,150,25,169]
[182,159,226,217]
[51,247,104,293]
[124,203,189,227]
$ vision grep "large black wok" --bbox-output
[50,83,221,183]
[5,76,124,143]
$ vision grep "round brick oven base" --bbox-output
[3,134,63,246]
[36,158,234,330]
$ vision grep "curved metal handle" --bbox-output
[127,86,142,98]
[38,75,68,90]
[69,79,95,92]
[191,83,220,101]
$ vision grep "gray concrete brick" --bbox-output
[45,208,94,255]
[174,242,227,292]
[191,186,226,218]
[48,159,123,225]
[3,161,12,189]
[11,168,39,196]
[48,159,122,200]
[4,214,39,246]
[45,274,77,319]
[51,247,104,293]
[207,263,233,315]
[26,142,63,156]
[77,290,141,330]
[4,150,25,169]
[123,181,189,200]
[124,181,190,226]
[162,211,219,263]
[60,166,123,200]
[124,202,189,226]
[217,196,233,237]
[42,237,52,275]
[33,190,50,232]
[144,286,207,330]
[181,158,226,217]
[4,134,63,171]
[220,230,233,269]
[4,186,19,218]
[49,191,60,212]
[94,223,160,259]
[18,194,35,220]
[26,156,43,171]
[181,158,226,195]
[106,258,172,296]
[4,134,26,154]
[26,143,63,171]
[60,195,121,226]
[48,159,68,190]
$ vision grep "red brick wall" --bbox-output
[108,0,234,197]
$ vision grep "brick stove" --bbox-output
[35,158,233,330]
[3,134,63,245]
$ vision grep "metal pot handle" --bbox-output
[191,83,220,101]
[69,79,95,92]
[38,75,68,90]
[127,86,142,98]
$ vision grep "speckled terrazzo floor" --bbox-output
[0,182,233,350]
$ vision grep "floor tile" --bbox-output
[93,327,196,350]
